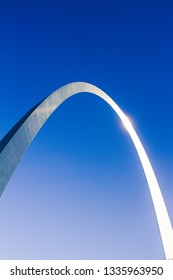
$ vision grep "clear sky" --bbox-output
[0,0,173,259]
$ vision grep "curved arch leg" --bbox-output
[0,82,172,259]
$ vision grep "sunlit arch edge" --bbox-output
[0,82,173,259]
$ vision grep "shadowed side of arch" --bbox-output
[0,82,172,259]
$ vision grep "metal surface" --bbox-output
[0,82,172,259]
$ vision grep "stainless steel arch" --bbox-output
[0,82,173,259]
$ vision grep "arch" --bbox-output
[0,82,172,259]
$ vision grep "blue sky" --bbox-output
[0,0,173,259]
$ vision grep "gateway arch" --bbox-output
[0,82,173,259]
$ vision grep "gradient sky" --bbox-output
[0,0,173,259]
